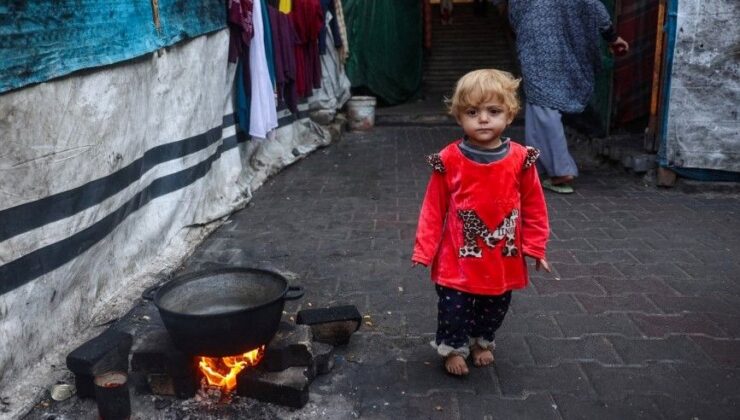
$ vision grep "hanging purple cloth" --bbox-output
[269,6,299,114]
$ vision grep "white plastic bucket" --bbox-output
[346,96,377,131]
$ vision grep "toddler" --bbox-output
[412,69,550,376]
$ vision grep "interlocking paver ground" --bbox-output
[181,125,740,418]
[24,125,739,419]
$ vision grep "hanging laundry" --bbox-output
[318,0,342,56]
[249,0,278,138]
[291,0,324,98]
[228,0,255,133]
[269,6,300,114]
[279,0,292,13]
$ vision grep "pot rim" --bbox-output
[153,266,289,318]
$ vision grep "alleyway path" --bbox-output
[183,126,740,418]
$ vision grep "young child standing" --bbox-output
[412,69,550,376]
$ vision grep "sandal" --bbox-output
[542,179,574,194]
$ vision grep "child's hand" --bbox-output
[610,37,629,56]
[412,261,427,268]
[535,258,551,273]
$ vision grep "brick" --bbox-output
[581,363,689,400]
[311,341,334,375]
[671,365,740,402]
[555,314,642,338]
[510,295,584,315]
[526,336,620,365]
[585,238,653,251]
[630,313,726,338]
[552,394,662,420]
[66,328,133,398]
[651,395,737,420]
[613,262,689,279]
[530,277,606,296]
[262,323,313,372]
[595,276,677,296]
[573,250,638,264]
[494,362,593,397]
[608,336,713,365]
[457,393,560,419]
[690,337,740,367]
[548,238,595,251]
[553,263,624,279]
[236,366,311,408]
[575,295,660,314]
[649,295,739,315]
[503,314,564,337]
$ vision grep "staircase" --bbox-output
[423,4,518,96]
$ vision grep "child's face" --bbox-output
[456,100,513,148]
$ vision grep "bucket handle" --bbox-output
[285,286,304,301]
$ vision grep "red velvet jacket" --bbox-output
[412,140,549,295]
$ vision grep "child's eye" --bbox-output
[465,109,478,117]
[488,108,502,114]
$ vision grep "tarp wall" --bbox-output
[663,0,739,172]
[342,0,423,105]
[0,0,225,93]
[0,25,346,416]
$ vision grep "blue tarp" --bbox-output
[0,0,226,93]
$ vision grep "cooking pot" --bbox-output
[153,266,303,356]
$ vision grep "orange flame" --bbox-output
[198,346,265,392]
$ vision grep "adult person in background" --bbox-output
[507,0,629,193]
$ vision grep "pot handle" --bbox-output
[285,286,304,301]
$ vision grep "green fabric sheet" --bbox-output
[342,0,422,105]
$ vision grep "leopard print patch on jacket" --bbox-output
[426,153,445,173]
[457,209,519,258]
[523,146,540,169]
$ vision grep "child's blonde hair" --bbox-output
[448,69,521,118]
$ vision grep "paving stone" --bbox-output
[491,335,536,366]
[555,314,643,338]
[552,395,663,420]
[690,337,740,368]
[573,250,638,264]
[608,336,714,366]
[509,294,584,315]
[581,363,690,400]
[651,395,738,420]
[526,336,621,365]
[585,238,654,251]
[548,238,595,251]
[503,314,564,337]
[553,263,624,279]
[530,277,606,296]
[575,295,660,314]
[457,393,559,419]
[613,262,690,279]
[595,276,678,296]
[648,295,740,315]
[630,313,727,338]
[494,362,593,398]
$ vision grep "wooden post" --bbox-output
[151,0,161,33]
[644,0,666,152]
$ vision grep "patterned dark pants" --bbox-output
[435,284,512,354]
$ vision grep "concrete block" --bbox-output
[66,328,132,398]
[632,154,657,173]
[311,341,334,375]
[297,305,362,346]
[262,322,313,372]
[237,366,311,408]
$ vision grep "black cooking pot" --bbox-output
[153,267,303,356]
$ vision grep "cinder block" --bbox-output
[66,329,133,398]
[296,305,362,346]
[237,366,311,408]
[262,322,313,372]
[311,342,334,375]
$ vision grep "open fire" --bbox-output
[197,346,265,393]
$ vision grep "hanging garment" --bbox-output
[291,0,324,97]
[279,0,292,13]
[228,0,254,62]
[261,0,276,85]
[249,0,278,138]
[269,6,299,114]
[318,0,342,55]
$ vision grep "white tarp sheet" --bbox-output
[664,0,740,172]
[0,27,338,417]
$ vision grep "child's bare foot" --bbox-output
[444,354,469,376]
[471,345,494,367]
